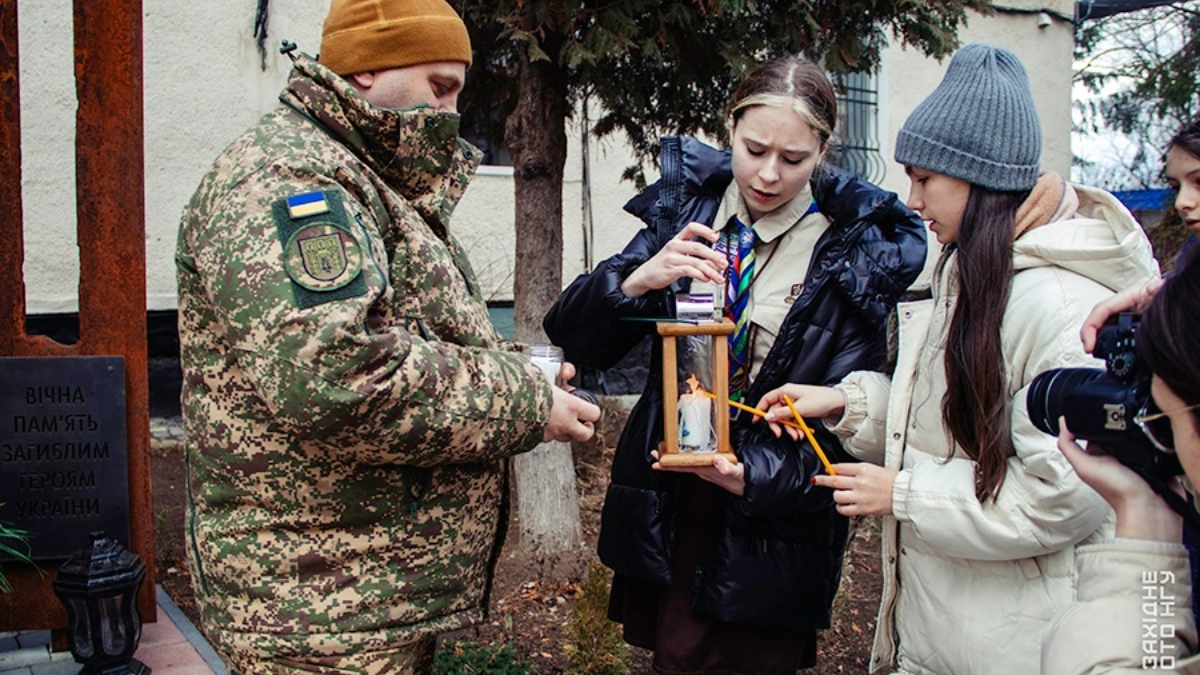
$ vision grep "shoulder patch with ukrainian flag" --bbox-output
[286,190,332,219]
[272,190,368,309]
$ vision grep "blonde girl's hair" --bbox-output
[725,56,837,146]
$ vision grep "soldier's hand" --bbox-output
[545,386,600,443]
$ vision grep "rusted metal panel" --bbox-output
[0,0,155,629]
[0,0,29,358]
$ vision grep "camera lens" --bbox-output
[1025,368,1104,436]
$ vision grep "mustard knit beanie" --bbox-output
[319,0,472,76]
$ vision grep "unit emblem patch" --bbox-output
[283,224,363,292]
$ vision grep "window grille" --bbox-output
[832,70,886,184]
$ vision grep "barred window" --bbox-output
[831,70,886,184]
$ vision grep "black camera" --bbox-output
[1026,312,1181,477]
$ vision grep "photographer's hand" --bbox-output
[1080,277,1163,353]
[1057,420,1181,542]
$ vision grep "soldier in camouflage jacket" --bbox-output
[175,3,597,672]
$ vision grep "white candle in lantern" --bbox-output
[678,375,713,452]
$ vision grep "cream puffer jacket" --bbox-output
[827,183,1160,675]
[1043,538,1200,673]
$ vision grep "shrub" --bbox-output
[563,560,629,675]
[0,514,38,593]
[434,640,532,675]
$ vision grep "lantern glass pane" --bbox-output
[68,598,94,658]
[676,335,717,453]
[99,595,129,654]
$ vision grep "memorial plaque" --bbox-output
[0,356,128,560]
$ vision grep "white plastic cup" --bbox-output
[525,343,564,386]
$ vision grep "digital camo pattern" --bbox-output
[175,53,552,674]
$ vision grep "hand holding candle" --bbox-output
[782,394,836,476]
[694,389,805,431]
[694,389,835,475]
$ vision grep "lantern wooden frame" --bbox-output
[657,319,738,467]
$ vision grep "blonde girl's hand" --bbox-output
[811,463,896,517]
[650,449,746,496]
[620,222,727,298]
[755,385,846,440]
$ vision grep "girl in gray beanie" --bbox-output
[755,43,1159,675]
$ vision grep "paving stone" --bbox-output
[13,634,47,650]
[29,658,78,675]
[0,646,51,671]
[1,586,223,675]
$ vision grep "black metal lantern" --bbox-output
[52,531,150,675]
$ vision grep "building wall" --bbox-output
[16,1,1075,313]
[19,0,331,314]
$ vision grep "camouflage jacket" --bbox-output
[175,54,551,673]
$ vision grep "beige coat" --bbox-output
[1043,539,1200,673]
[827,184,1160,674]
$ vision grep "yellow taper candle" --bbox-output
[783,394,837,476]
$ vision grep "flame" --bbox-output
[685,373,705,396]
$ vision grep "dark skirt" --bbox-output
[607,477,817,675]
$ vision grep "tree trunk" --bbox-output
[504,45,583,568]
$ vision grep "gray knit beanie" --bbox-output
[894,43,1042,192]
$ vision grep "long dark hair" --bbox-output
[1140,255,1200,428]
[942,185,1031,502]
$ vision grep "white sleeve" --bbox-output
[824,370,892,465]
[891,386,1110,559]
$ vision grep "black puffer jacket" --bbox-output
[544,137,926,632]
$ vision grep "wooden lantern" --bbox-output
[656,319,738,467]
